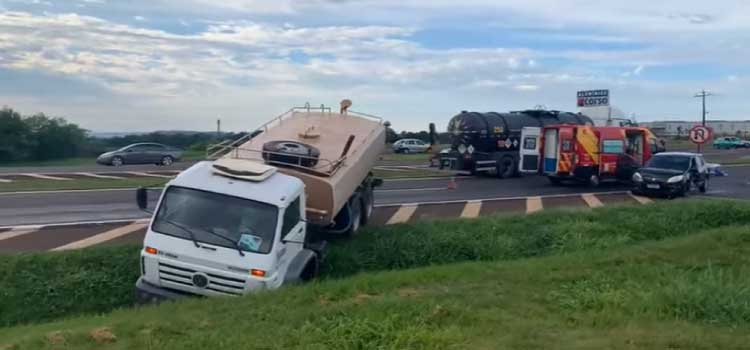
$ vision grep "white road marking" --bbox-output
[581,193,604,208]
[630,193,654,204]
[128,172,174,179]
[0,178,12,183]
[375,187,446,193]
[0,187,163,196]
[526,196,543,214]
[374,190,632,208]
[0,218,149,231]
[460,200,482,219]
[50,221,148,251]
[386,204,419,225]
[22,173,72,181]
[0,226,42,241]
[76,172,125,180]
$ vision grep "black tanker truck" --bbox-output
[439,109,593,177]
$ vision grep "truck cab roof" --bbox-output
[168,161,304,208]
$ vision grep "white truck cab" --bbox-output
[135,161,323,301]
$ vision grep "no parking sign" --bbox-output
[689,126,712,145]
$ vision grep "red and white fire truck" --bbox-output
[517,125,661,186]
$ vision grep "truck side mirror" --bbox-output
[136,187,150,212]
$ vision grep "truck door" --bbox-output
[519,127,541,173]
[543,128,559,174]
[275,195,305,288]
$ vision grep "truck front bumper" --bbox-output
[135,277,190,304]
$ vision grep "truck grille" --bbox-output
[158,262,246,296]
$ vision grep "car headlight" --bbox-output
[667,175,684,183]
[632,172,643,182]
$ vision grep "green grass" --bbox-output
[0,150,203,168]
[0,177,169,192]
[1,200,749,330]
[2,223,750,349]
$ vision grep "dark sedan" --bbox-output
[632,152,709,198]
[97,143,183,166]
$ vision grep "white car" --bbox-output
[393,139,430,154]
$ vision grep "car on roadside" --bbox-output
[392,138,431,154]
[632,152,709,198]
[712,137,750,149]
[97,143,183,166]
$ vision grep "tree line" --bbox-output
[0,107,243,163]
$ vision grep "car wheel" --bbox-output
[402,148,410,154]
[111,156,124,166]
[161,156,174,166]
[699,179,708,193]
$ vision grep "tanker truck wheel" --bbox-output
[496,156,516,179]
[346,199,362,237]
[360,190,374,226]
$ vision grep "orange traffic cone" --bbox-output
[447,177,457,190]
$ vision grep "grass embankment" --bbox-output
[1,200,749,332]
[3,219,750,348]
[0,177,169,192]
[0,151,204,168]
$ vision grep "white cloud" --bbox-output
[513,84,540,92]
[133,15,145,21]
[1,1,749,130]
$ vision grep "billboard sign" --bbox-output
[577,90,610,107]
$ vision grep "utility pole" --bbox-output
[694,90,712,153]
[694,90,712,126]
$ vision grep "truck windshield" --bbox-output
[645,155,690,171]
[152,186,278,254]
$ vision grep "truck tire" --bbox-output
[496,155,515,178]
[346,199,362,236]
[360,188,374,226]
[300,258,319,282]
[262,141,320,168]
[589,174,600,187]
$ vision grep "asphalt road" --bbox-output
[2,165,748,227]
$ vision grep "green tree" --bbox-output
[0,108,32,161]
[24,113,88,160]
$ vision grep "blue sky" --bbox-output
[0,0,747,132]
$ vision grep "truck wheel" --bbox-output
[699,179,708,193]
[300,258,319,282]
[346,200,362,236]
[360,191,374,226]
[496,156,515,178]
[589,174,600,187]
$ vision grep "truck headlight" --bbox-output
[632,172,643,182]
[667,175,684,183]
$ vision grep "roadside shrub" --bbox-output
[0,245,141,327]
[2,199,750,327]
[322,199,750,277]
